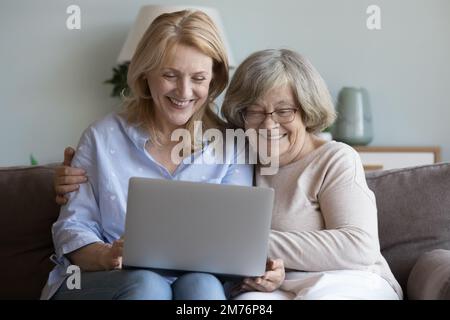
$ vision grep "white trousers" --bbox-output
[233,270,400,300]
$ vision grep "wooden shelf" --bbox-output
[353,146,441,171]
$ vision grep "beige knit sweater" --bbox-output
[256,141,403,298]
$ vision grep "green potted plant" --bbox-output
[104,62,130,97]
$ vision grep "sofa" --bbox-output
[1,163,450,299]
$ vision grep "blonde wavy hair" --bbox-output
[222,49,336,133]
[121,10,229,148]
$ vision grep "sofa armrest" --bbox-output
[407,249,450,299]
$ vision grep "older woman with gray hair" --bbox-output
[221,49,402,300]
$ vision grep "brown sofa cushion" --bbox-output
[366,163,450,295]
[0,166,60,299]
[407,249,450,299]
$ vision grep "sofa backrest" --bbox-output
[0,166,60,299]
[366,163,450,294]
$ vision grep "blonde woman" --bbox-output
[221,49,402,300]
[41,10,252,300]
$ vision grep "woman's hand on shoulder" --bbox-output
[54,147,87,205]
[233,258,285,296]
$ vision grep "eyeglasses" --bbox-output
[240,108,298,125]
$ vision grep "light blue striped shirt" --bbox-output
[41,112,253,299]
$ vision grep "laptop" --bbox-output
[122,177,274,278]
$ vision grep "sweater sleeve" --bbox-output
[268,147,381,271]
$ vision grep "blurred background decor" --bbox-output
[2,0,449,166]
[333,87,373,146]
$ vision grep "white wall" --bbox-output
[1,0,449,165]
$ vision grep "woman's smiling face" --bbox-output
[244,85,309,167]
[146,43,213,133]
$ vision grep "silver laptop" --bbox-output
[122,177,274,278]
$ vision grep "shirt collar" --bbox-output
[118,113,215,152]
[117,114,149,150]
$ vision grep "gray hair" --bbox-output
[221,49,336,133]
